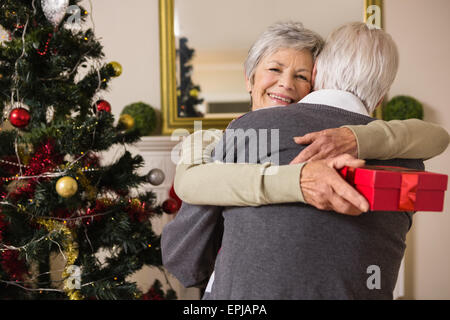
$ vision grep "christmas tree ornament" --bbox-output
[41,0,70,27]
[56,176,78,198]
[17,143,35,165]
[94,99,111,113]
[0,25,11,46]
[36,33,53,56]
[46,106,55,123]
[146,168,165,186]
[118,114,135,130]
[64,5,82,33]
[9,107,31,128]
[189,88,199,98]
[108,61,123,77]
[162,198,180,214]
[169,184,182,206]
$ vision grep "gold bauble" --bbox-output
[109,61,122,77]
[56,176,78,198]
[189,88,199,98]
[119,114,135,130]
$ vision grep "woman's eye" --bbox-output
[269,68,280,72]
[296,75,307,81]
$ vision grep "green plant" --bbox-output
[382,95,423,121]
[121,102,158,136]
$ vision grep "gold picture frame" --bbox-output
[159,0,235,135]
[159,0,384,134]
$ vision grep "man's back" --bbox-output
[208,103,423,299]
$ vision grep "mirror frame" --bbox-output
[159,0,235,135]
[159,0,383,135]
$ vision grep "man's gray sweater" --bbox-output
[162,103,424,299]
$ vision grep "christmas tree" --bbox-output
[177,37,204,117]
[0,0,175,300]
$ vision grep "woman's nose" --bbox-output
[278,73,294,90]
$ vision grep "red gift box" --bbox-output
[339,165,448,212]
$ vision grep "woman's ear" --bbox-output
[245,74,252,93]
[311,62,317,88]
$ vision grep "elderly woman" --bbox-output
[162,22,449,299]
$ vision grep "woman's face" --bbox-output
[247,48,314,111]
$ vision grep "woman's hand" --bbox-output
[300,154,369,216]
[290,127,358,163]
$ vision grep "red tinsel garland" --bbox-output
[141,287,163,300]
[0,250,28,281]
[24,139,63,177]
[7,139,64,201]
[0,215,27,281]
[0,213,8,242]
[126,199,155,222]
[83,199,110,226]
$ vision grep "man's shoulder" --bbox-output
[227,104,303,128]
[227,103,375,129]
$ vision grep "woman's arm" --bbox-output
[290,119,449,163]
[346,119,449,160]
[175,119,449,207]
[174,129,306,206]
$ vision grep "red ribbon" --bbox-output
[399,173,418,211]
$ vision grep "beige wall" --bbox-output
[80,0,161,116]
[385,0,450,299]
[88,0,450,299]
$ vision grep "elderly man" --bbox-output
[162,22,448,299]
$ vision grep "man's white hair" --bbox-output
[313,22,399,113]
[244,21,324,85]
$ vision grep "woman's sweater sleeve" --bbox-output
[343,119,449,160]
[174,130,305,206]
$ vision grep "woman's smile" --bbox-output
[267,92,296,105]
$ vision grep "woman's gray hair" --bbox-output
[244,21,324,86]
[313,22,399,113]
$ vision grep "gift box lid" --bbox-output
[346,165,448,191]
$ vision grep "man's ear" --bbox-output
[311,62,318,88]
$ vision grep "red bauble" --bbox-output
[94,100,111,113]
[9,108,31,128]
[162,198,181,214]
[169,184,182,206]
